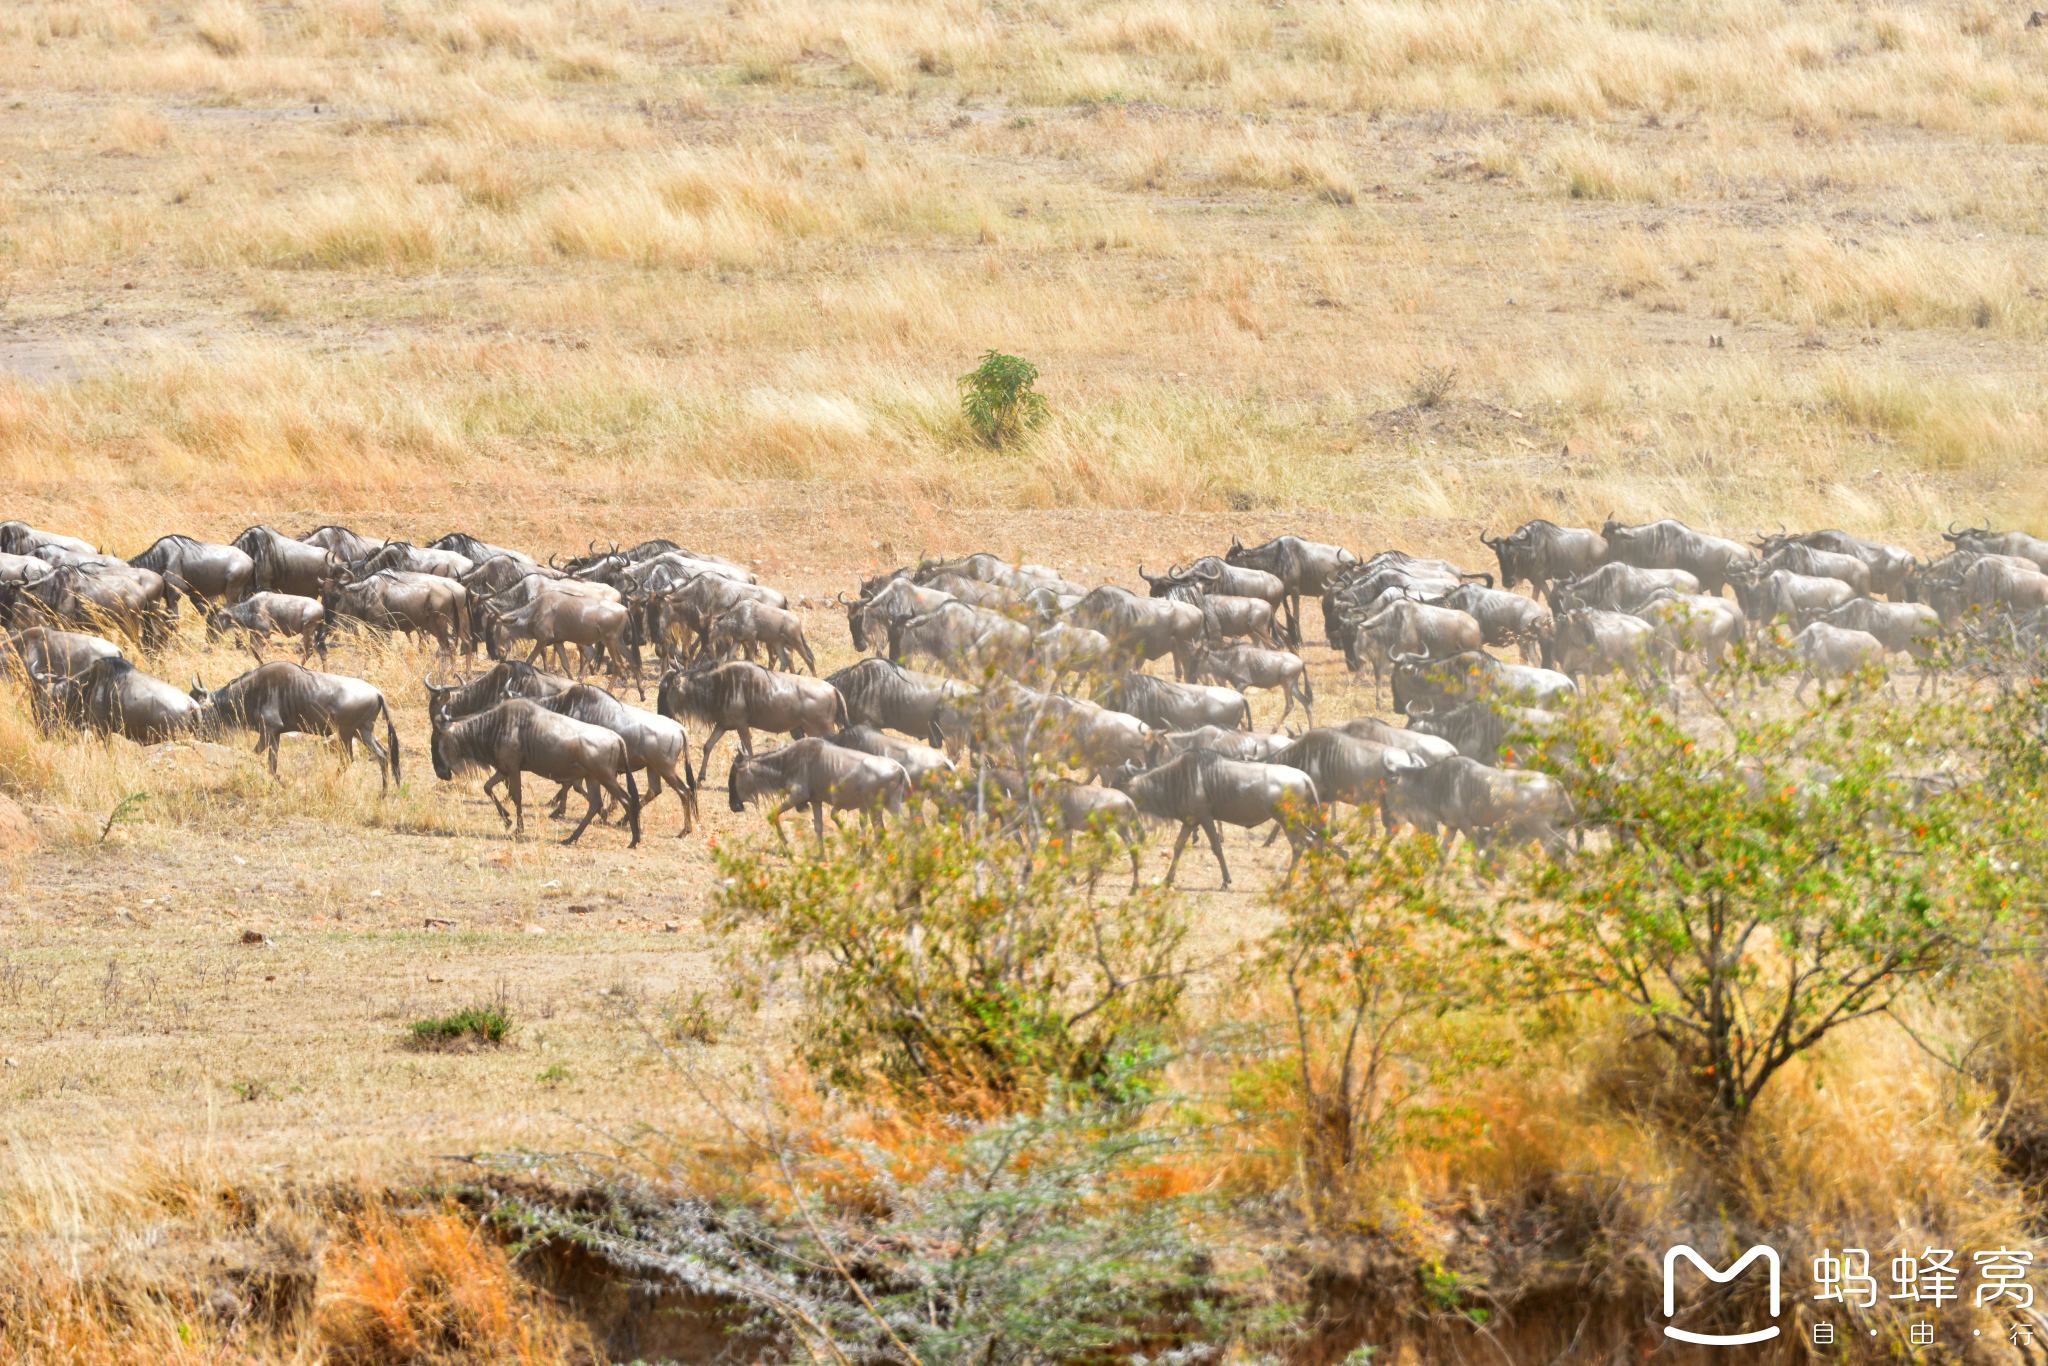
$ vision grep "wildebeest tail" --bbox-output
[624,763,641,847]
[1300,668,1315,705]
[380,695,402,783]
[833,687,850,732]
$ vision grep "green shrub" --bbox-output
[406,1002,513,1050]
[708,781,1184,1105]
[1503,651,2037,1147]
[958,350,1049,447]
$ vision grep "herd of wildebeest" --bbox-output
[1,513,2044,887]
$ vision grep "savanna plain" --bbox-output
[5,0,2048,1360]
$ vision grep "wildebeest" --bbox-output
[1728,566,1855,625]
[1756,542,1871,598]
[1805,598,1942,692]
[657,660,846,774]
[728,737,908,845]
[234,526,341,599]
[1139,570,1280,647]
[1006,685,1157,777]
[914,552,1083,596]
[1158,726,1295,762]
[1927,556,2048,624]
[0,565,170,652]
[1335,714,1459,766]
[646,573,789,666]
[1190,643,1313,725]
[1342,598,1484,700]
[351,541,475,581]
[1099,670,1251,732]
[1629,591,1746,672]
[325,570,475,662]
[1403,698,1561,766]
[1941,521,2048,575]
[1107,749,1321,888]
[892,600,1034,678]
[1026,622,1115,687]
[1433,584,1552,663]
[1067,586,1205,677]
[1599,517,1755,597]
[424,660,574,720]
[484,589,636,687]
[459,556,570,602]
[842,576,956,656]
[190,662,401,791]
[299,525,388,563]
[1390,650,1576,714]
[429,698,640,846]
[705,600,817,675]
[533,683,698,835]
[1480,521,1609,603]
[1552,563,1701,613]
[829,725,955,789]
[127,535,254,613]
[1267,729,1422,815]
[0,522,95,558]
[971,767,1146,890]
[206,592,328,663]
[29,656,198,743]
[431,533,539,573]
[1763,529,1917,599]
[0,552,53,585]
[825,658,973,745]
[1,625,123,686]
[1784,622,1887,702]
[1548,608,1660,686]
[1224,534,1361,646]
[1142,559,1287,610]
[1386,756,1570,856]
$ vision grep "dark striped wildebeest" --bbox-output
[190,661,401,791]
[430,698,641,846]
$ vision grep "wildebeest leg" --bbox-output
[701,725,731,777]
[265,726,283,777]
[1127,844,1142,894]
[547,782,575,818]
[482,772,513,827]
[1203,819,1232,889]
[813,802,828,847]
[1162,822,1195,887]
[563,779,607,845]
[506,770,525,837]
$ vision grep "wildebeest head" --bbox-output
[727,752,754,812]
[1940,519,1994,547]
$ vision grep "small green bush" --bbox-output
[709,775,1184,1105]
[406,1002,513,1050]
[958,349,1049,447]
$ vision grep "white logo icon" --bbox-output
[1663,1245,1782,1345]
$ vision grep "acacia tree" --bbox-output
[1507,656,2038,1145]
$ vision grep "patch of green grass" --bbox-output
[405,1002,512,1051]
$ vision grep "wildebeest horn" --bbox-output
[836,591,856,606]
[1192,563,1222,579]
[1478,531,1499,548]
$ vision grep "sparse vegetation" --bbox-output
[406,1001,514,1051]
